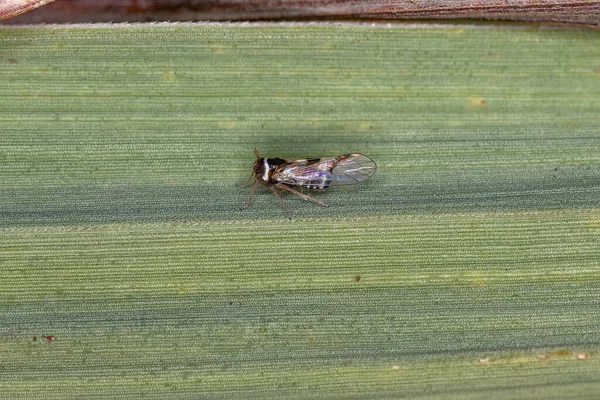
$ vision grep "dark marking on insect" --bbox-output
[267,158,287,167]
[239,149,377,218]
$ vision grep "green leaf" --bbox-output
[1,24,599,398]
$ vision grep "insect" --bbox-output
[240,149,377,218]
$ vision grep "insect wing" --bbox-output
[273,154,376,189]
[273,158,334,189]
[328,153,377,186]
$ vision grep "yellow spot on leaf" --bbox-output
[357,122,374,131]
[467,95,487,110]
[473,279,486,287]
[163,71,176,82]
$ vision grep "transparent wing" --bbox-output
[328,153,377,186]
[274,153,377,190]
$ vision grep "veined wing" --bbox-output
[273,153,377,190]
[327,153,377,186]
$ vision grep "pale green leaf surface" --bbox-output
[1,24,600,398]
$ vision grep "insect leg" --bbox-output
[273,183,328,207]
[240,179,258,210]
[237,171,255,188]
[269,186,293,219]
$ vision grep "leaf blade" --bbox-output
[0,24,599,398]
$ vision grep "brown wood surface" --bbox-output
[1,0,599,26]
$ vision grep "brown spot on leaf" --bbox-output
[553,349,571,357]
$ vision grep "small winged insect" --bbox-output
[240,149,377,218]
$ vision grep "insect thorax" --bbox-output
[255,157,287,183]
